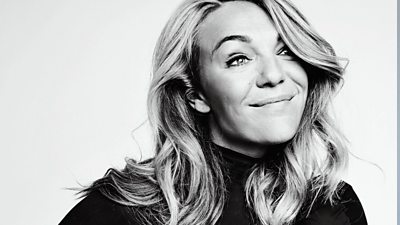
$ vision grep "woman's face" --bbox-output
[193,1,308,157]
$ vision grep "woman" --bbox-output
[60,0,367,224]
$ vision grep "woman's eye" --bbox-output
[277,46,294,57]
[226,55,250,67]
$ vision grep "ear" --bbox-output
[188,92,210,113]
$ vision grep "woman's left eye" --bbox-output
[277,46,294,57]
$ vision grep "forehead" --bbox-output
[197,1,278,51]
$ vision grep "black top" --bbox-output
[60,145,367,225]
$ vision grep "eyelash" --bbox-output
[226,55,251,68]
[225,46,294,68]
[277,45,294,57]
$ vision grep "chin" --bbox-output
[250,127,297,146]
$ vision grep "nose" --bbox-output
[256,57,285,88]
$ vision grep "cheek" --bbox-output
[285,62,308,91]
[201,69,252,110]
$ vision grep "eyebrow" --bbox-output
[276,35,283,44]
[211,35,252,56]
[211,34,284,56]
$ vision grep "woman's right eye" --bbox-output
[225,55,251,68]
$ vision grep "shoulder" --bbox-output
[297,182,368,225]
[59,163,164,225]
[59,190,141,225]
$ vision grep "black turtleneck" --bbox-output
[214,143,367,225]
[59,144,367,225]
[216,144,262,225]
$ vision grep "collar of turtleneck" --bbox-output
[215,143,262,165]
[212,142,284,184]
[212,143,263,184]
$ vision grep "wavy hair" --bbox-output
[84,0,349,224]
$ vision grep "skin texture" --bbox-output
[192,1,308,158]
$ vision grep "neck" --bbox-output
[210,127,287,158]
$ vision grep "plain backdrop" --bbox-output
[0,0,396,224]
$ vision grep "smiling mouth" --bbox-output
[249,94,295,107]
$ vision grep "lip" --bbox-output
[249,94,295,107]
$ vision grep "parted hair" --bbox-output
[85,0,349,224]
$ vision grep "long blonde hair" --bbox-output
[85,0,349,224]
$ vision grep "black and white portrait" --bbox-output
[0,0,396,224]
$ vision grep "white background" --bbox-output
[0,0,396,224]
